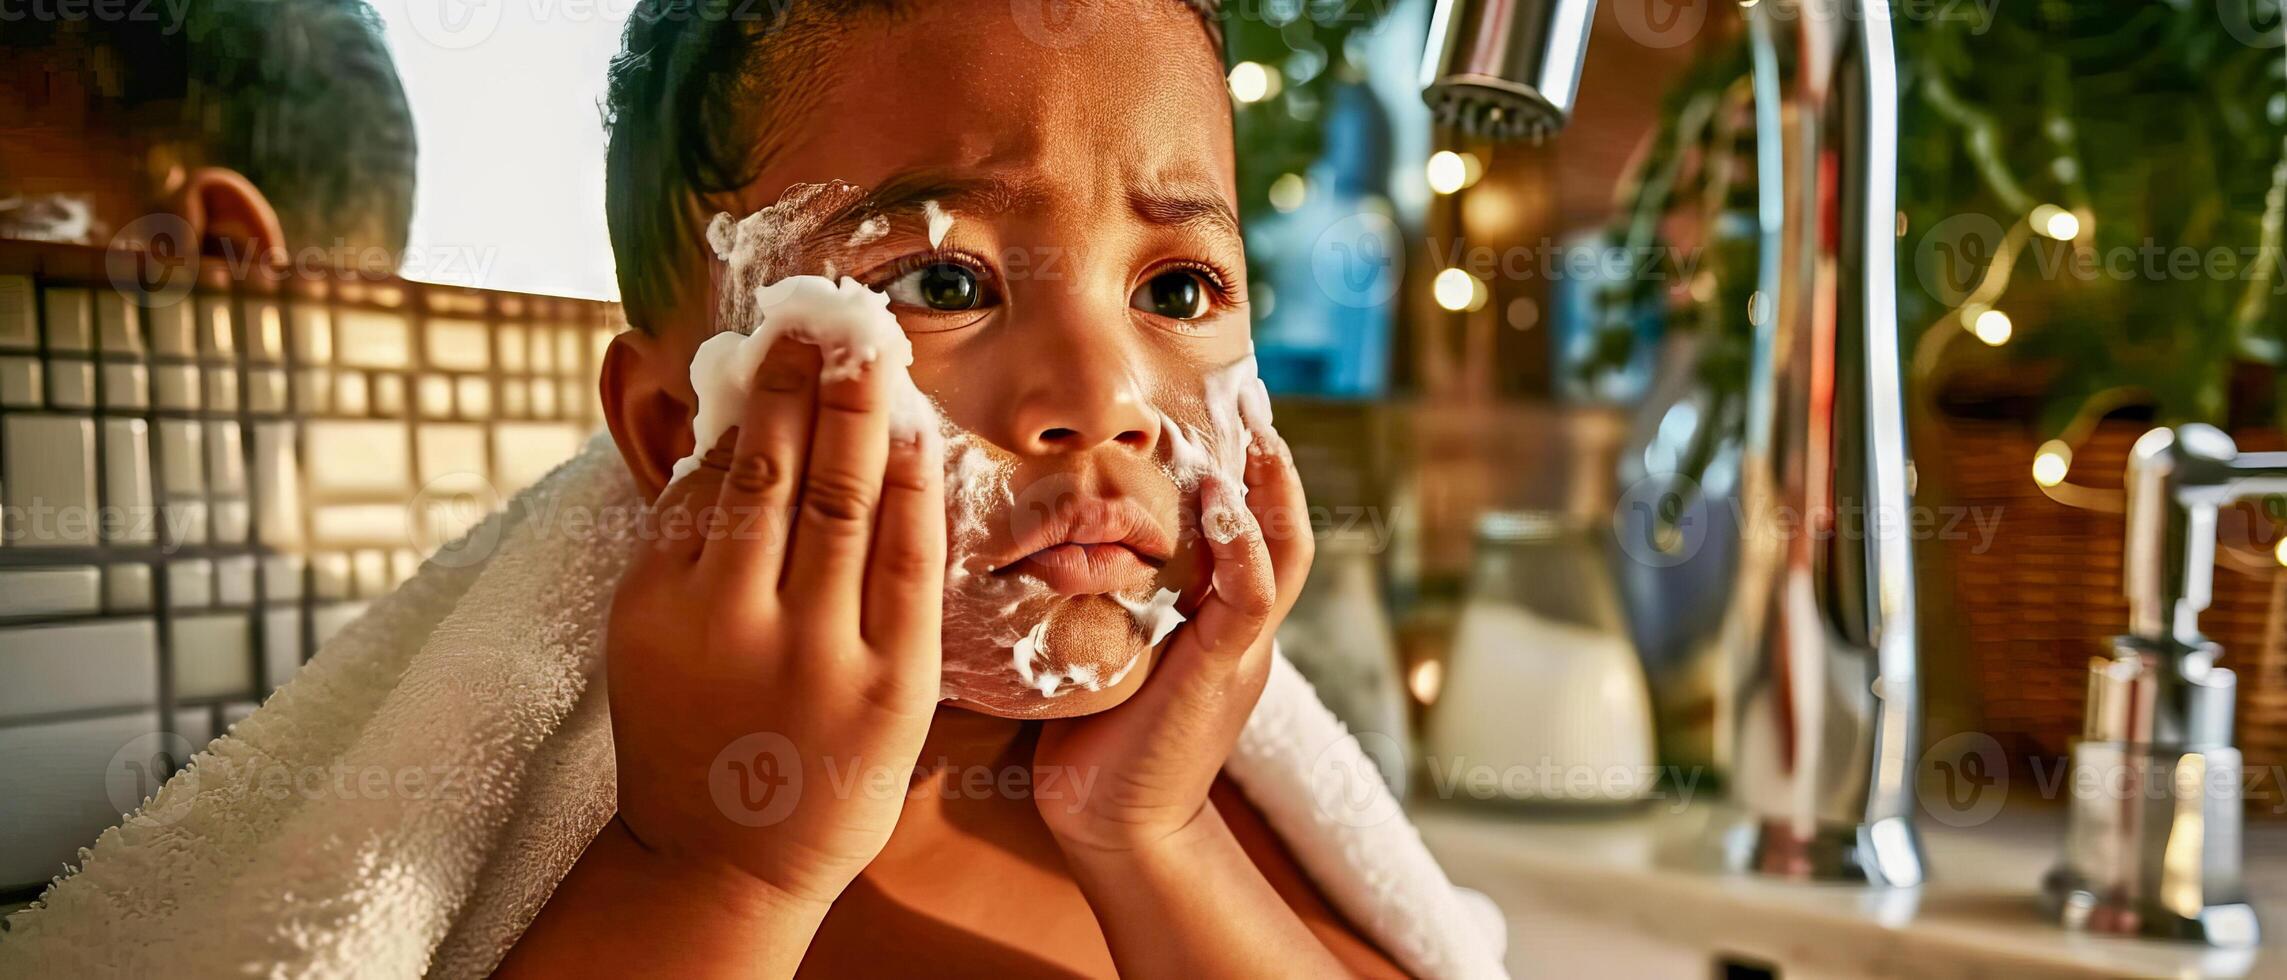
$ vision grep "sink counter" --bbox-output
[1412,803,2287,979]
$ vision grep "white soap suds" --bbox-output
[1113,588,1186,647]
[1012,617,1112,698]
[1157,351,1277,493]
[672,274,938,484]
[923,200,953,247]
[845,214,888,248]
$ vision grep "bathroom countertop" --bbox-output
[1413,802,2287,979]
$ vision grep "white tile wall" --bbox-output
[335,309,411,369]
[102,363,148,410]
[0,275,35,347]
[263,608,302,691]
[50,359,94,408]
[0,356,38,406]
[172,613,253,700]
[148,300,194,357]
[0,273,614,892]
[42,288,92,352]
[103,418,154,546]
[106,563,151,612]
[0,619,159,718]
[95,293,139,356]
[0,566,101,618]
[0,708,211,887]
[5,416,97,547]
[306,420,411,496]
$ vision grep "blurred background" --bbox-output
[5,0,2287,974]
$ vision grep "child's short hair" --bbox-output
[600,0,1224,333]
[3,2,416,258]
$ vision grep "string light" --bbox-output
[1228,62,1276,103]
[1408,658,1444,705]
[1433,268,1486,312]
[1963,305,2013,345]
[2033,439,2072,487]
[2031,203,2081,241]
[2274,536,2287,568]
[1426,150,1479,195]
[1268,173,1308,212]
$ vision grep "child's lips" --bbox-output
[1003,542,1159,595]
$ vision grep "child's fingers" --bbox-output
[702,340,820,595]
[1168,475,1276,669]
[781,356,891,631]
[1243,428,1312,612]
[862,427,946,661]
[650,427,732,564]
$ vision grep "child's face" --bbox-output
[625,0,1248,718]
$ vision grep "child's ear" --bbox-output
[599,330,695,501]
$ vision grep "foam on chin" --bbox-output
[678,187,1222,714]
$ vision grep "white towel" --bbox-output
[0,435,1508,979]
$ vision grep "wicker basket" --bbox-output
[1937,418,2287,779]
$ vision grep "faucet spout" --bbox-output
[1709,0,1925,886]
[1421,0,1928,885]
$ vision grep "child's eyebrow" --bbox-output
[797,169,1242,254]
[1128,184,1241,245]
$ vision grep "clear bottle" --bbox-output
[1424,511,1658,806]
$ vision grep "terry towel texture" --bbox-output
[0,436,1508,979]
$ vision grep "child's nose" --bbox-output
[1001,332,1158,457]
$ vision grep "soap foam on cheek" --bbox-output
[1158,350,1280,542]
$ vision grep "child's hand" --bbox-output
[1030,437,1311,853]
[603,338,945,910]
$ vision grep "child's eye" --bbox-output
[1131,269,1213,320]
[885,262,985,312]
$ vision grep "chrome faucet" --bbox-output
[1422,0,1927,884]
[2043,424,2262,947]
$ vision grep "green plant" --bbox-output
[1590,0,2287,465]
